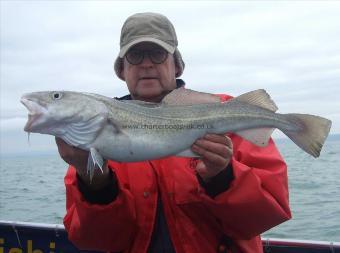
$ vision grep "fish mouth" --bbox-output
[20,97,47,132]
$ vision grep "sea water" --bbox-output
[0,139,339,242]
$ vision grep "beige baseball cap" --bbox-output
[114,12,185,80]
[118,12,178,57]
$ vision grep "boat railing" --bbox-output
[1,220,339,253]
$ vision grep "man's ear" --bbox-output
[175,64,180,77]
[120,64,126,81]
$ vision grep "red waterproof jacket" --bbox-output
[63,94,291,253]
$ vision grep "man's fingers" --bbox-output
[193,138,231,158]
[55,137,71,157]
[192,143,228,166]
[204,134,232,147]
[55,137,87,155]
[192,134,234,181]
[55,137,88,166]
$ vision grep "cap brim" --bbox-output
[119,37,176,58]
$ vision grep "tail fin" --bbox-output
[284,113,332,157]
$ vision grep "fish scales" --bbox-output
[109,99,299,134]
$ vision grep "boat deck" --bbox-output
[1,220,339,252]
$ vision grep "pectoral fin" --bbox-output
[87,148,105,182]
[62,112,108,147]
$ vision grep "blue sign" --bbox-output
[0,221,102,253]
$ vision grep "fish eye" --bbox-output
[52,92,63,100]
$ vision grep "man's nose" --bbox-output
[140,53,154,67]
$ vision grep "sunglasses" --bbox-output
[125,48,168,65]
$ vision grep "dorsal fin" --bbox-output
[162,87,220,105]
[230,89,278,112]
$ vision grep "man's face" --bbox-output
[121,42,179,102]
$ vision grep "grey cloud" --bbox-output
[1,1,340,154]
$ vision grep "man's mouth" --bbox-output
[140,77,157,80]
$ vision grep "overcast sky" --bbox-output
[1,1,340,155]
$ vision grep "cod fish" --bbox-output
[21,88,331,179]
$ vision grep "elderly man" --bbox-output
[56,12,291,253]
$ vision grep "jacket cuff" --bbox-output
[77,169,119,204]
[197,163,234,198]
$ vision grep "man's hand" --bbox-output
[191,134,233,182]
[55,137,110,189]
[55,137,89,171]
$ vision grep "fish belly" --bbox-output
[92,126,207,162]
